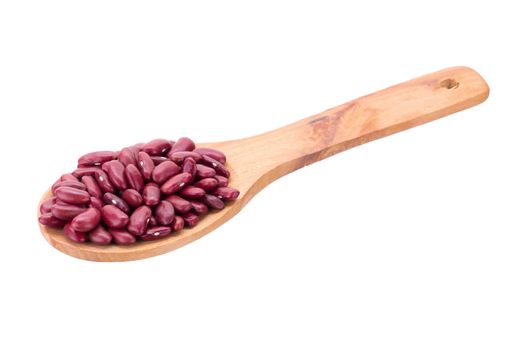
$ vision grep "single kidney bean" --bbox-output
[143,183,161,206]
[170,137,195,153]
[213,187,240,201]
[127,205,152,235]
[155,200,175,226]
[140,226,172,241]
[165,195,192,213]
[182,157,197,180]
[55,186,90,205]
[214,175,229,187]
[94,169,115,193]
[171,215,184,231]
[151,156,169,165]
[89,196,104,210]
[178,185,205,199]
[81,175,103,198]
[78,151,117,167]
[101,205,129,229]
[181,212,199,227]
[38,213,67,228]
[195,164,216,179]
[103,160,128,190]
[194,177,218,192]
[160,172,192,195]
[60,173,79,182]
[125,164,144,193]
[72,167,99,178]
[201,194,225,210]
[194,148,226,164]
[137,152,155,181]
[190,200,208,215]
[142,139,171,156]
[71,208,101,232]
[52,204,87,221]
[103,193,130,214]
[148,216,157,227]
[152,160,180,185]
[40,197,56,214]
[64,223,88,243]
[122,189,143,208]
[118,147,137,167]
[109,229,136,245]
[88,226,112,245]
[52,180,87,194]
[201,155,230,177]
[168,151,202,164]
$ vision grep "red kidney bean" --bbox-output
[72,167,99,178]
[78,151,117,167]
[194,148,226,164]
[142,139,171,156]
[103,160,128,190]
[127,205,152,235]
[201,194,225,210]
[81,175,103,198]
[125,164,144,193]
[170,137,195,153]
[55,186,90,205]
[71,208,101,232]
[140,226,172,241]
[181,212,199,227]
[171,215,184,231]
[194,178,219,192]
[151,156,169,165]
[94,169,115,193]
[137,152,155,181]
[64,223,88,243]
[61,173,79,182]
[165,195,192,213]
[195,164,216,179]
[109,229,136,245]
[103,193,130,214]
[160,172,192,195]
[213,187,240,201]
[143,183,161,206]
[118,147,137,167]
[122,189,143,208]
[40,197,56,214]
[88,226,112,245]
[52,180,87,194]
[148,216,157,227]
[178,185,205,199]
[89,196,104,210]
[190,200,208,215]
[38,213,67,228]
[52,204,87,221]
[155,200,175,225]
[182,157,197,180]
[214,175,229,187]
[168,151,202,164]
[101,205,129,229]
[201,155,230,177]
[152,161,180,185]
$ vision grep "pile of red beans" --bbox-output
[38,137,239,245]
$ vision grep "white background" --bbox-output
[1,1,524,349]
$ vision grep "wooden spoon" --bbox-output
[39,66,489,261]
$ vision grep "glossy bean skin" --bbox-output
[170,137,195,153]
[81,175,103,198]
[155,200,175,225]
[72,167,100,178]
[89,196,104,210]
[151,156,169,165]
[125,164,144,193]
[118,147,137,167]
[78,151,117,167]
[71,208,101,232]
[60,173,79,182]
[104,160,128,190]
[127,205,152,235]
[88,226,112,245]
[55,186,91,205]
[40,197,56,214]
[64,223,88,243]
[214,175,229,187]
[182,157,197,180]
[101,205,129,229]
[178,185,206,199]
[38,213,67,228]
[52,204,87,221]
[103,193,131,214]
[171,215,185,231]
[152,161,180,185]
[143,183,161,206]
[142,139,171,156]
[201,194,225,210]
[122,189,143,208]
[212,187,240,201]
[195,164,216,179]
[194,178,218,192]
[201,155,230,177]
[52,180,87,194]
[94,169,115,193]
[140,226,172,241]
[160,172,192,195]
[181,212,199,227]
[167,151,202,164]
[194,148,226,164]
[138,152,155,181]
[165,195,192,214]
[190,200,208,215]
[109,229,136,245]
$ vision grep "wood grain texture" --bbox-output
[38,66,489,261]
